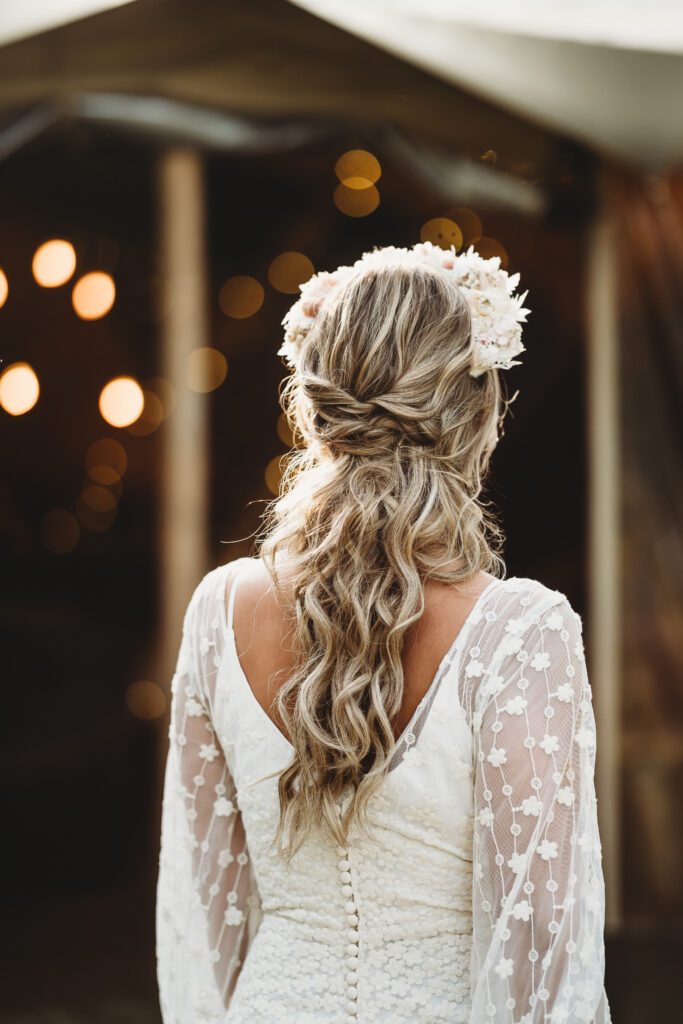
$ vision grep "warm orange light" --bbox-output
[126,680,166,720]
[335,150,381,187]
[0,362,40,415]
[32,239,76,287]
[80,485,117,513]
[219,275,265,318]
[473,237,509,268]
[444,207,483,246]
[73,271,115,320]
[268,252,315,294]
[99,376,144,427]
[420,218,463,250]
[86,438,127,480]
[0,268,8,308]
[187,348,228,393]
[127,389,165,436]
[276,412,294,448]
[333,183,380,218]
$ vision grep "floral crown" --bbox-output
[278,241,530,378]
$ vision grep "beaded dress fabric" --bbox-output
[156,558,611,1024]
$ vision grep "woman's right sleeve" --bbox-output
[156,570,262,1024]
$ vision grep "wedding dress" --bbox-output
[156,558,611,1024]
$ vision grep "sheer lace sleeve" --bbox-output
[156,566,262,1024]
[467,583,611,1024]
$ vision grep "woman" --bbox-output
[156,242,611,1023]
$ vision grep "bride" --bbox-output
[156,242,611,1023]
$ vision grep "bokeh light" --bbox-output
[187,348,228,393]
[76,489,117,532]
[126,680,166,720]
[72,271,116,320]
[0,268,8,308]
[0,362,40,416]
[86,438,127,482]
[99,376,144,428]
[144,377,176,419]
[276,412,295,448]
[219,275,265,318]
[268,252,314,294]
[127,389,165,437]
[265,454,291,495]
[32,239,77,287]
[40,509,80,554]
[420,217,463,250]
[473,237,509,268]
[444,206,483,245]
[333,184,380,218]
[335,149,382,189]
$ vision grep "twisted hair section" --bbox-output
[257,264,506,860]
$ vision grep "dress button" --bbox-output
[344,899,357,914]
[342,884,354,897]
[346,1001,357,1014]
[346,912,359,925]
[347,970,359,984]
[340,871,352,884]
[335,844,347,856]
[338,858,351,872]
[346,928,359,942]
[346,943,359,956]
[346,955,359,968]
[347,986,358,999]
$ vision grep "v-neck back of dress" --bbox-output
[222,557,501,776]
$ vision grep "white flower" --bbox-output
[556,683,574,703]
[217,849,234,868]
[550,1006,569,1023]
[214,797,235,817]
[224,906,244,926]
[557,786,575,807]
[487,746,508,768]
[545,611,564,631]
[484,675,505,697]
[185,698,204,718]
[505,695,527,716]
[494,957,514,979]
[536,839,558,861]
[278,241,529,378]
[531,651,550,671]
[512,900,533,921]
[540,734,560,755]
[505,617,525,634]
[478,807,494,828]
[199,743,219,762]
[521,795,542,817]
[575,727,595,749]
[466,659,485,678]
[507,852,526,874]
[199,635,211,656]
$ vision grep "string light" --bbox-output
[420,218,463,250]
[99,376,144,427]
[333,183,380,218]
[32,239,76,287]
[0,268,8,308]
[186,348,228,393]
[40,509,80,554]
[268,252,314,294]
[219,275,264,318]
[126,680,166,720]
[73,271,116,320]
[0,362,40,415]
[334,149,382,189]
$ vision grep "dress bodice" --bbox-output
[156,559,612,1024]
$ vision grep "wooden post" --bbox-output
[157,146,210,690]
[586,164,622,931]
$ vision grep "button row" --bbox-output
[336,796,359,1020]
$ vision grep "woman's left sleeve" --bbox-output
[469,591,612,1024]
[156,572,262,1024]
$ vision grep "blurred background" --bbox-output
[1,0,682,1020]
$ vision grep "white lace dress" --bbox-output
[156,559,612,1024]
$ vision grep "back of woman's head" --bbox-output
[259,258,508,859]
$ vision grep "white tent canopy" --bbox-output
[0,0,134,48]
[289,0,683,169]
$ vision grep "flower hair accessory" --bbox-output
[278,241,530,378]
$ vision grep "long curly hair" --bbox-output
[257,261,506,860]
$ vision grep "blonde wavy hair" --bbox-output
[257,261,507,860]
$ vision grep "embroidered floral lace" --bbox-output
[156,560,611,1024]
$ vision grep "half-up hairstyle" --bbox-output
[257,261,507,860]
